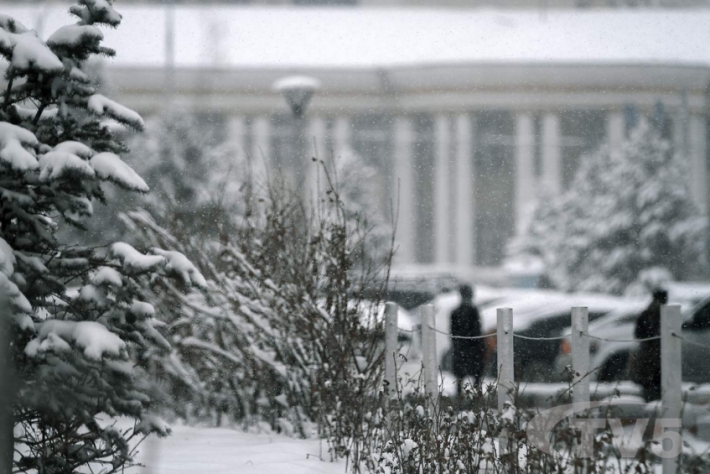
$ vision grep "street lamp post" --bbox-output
[273,75,321,201]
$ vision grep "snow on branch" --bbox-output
[25,320,127,361]
[0,122,39,172]
[87,94,144,131]
[47,24,103,49]
[110,242,165,272]
[136,415,171,437]
[90,266,123,287]
[54,141,94,159]
[0,271,31,315]
[90,152,149,192]
[0,236,15,277]
[0,16,63,73]
[12,106,58,123]
[39,150,95,182]
[70,0,123,28]
[151,249,207,289]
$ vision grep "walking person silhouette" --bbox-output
[450,284,485,398]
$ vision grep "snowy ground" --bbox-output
[130,422,707,474]
[133,424,346,474]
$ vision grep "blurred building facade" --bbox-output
[5,5,710,270]
[32,0,710,6]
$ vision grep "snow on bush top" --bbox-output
[0,122,39,172]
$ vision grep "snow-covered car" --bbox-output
[555,291,710,383]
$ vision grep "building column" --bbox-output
[434,115,453,264]
[607,111,625,155]
[515,112,535,235]
[541,112,562,195]
[333,116,350,156]
[454,114,474,266]
[689,114,707,215]
[306,116,327,205]
[393,116,416,264]
[225,115,248,182]
[251,116,271,184]
[252,117,271,181]
[226,115,246,153]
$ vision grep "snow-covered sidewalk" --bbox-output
[133,425,346,474]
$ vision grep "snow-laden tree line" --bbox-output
[0,2,394,472]
[512,121,707,295]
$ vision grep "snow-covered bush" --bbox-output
[353,369,710,473]
[512,122,707,295]
[119,167,394,439]
[0,3,204,472]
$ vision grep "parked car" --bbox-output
[481,294,636,382]
[357,270,464,310]
[351,299,416,341]
[555,290,710,384]
[554,304,647,381]
[430,288,621,382]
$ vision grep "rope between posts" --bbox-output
[672,333,710,350]
[513,333,567,341]
[584,334,661,343]
[425,326,665,343]
[397,328,417,333]
[426,325,497,340]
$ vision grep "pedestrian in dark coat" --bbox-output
[634,289,668,402]
[450,284,485,397]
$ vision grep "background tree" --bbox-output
[326,146,392,268]
[511,121,707,295]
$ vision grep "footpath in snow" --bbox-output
[133,425,346,474]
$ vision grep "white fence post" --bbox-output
[571,306,591,470]
[420,304,438,400]
[497,308,514,410]
[571,307,590,408]
[497,308,514,458]
[661,304,682,474]
[384,302,398,397]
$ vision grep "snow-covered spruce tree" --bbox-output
[0,2,205,473]
[512,121,707,295]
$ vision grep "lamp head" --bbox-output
[273,75,321,118]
